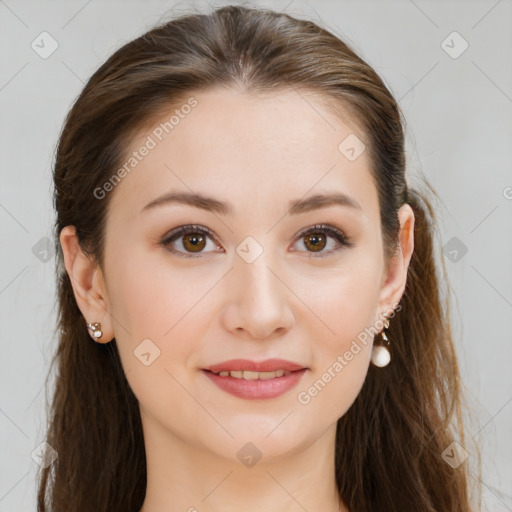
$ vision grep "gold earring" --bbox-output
[371,315,391,367]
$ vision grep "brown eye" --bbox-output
[182,233,207,252]
[161,225,221,258]
[292,224,354,259]
[303,232,327,252]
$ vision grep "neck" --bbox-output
[138,416,348,512]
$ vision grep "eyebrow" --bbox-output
[141,191,362,216]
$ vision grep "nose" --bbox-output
[220,249,295,340]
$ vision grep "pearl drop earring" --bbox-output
[371,315,391,367]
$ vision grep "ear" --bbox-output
[377,203,415,316]
[59,225,114,343]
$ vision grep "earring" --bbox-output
[371,315,391,367]
[86,322,103,341]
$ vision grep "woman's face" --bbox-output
[70,87,413,463]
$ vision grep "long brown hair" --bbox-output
[38,5,478,511]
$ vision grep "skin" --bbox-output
[60,87,414,512]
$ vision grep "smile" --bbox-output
[202,368,307,400]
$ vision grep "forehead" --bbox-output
[107,87,378,222]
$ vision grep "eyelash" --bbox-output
[160,223,354,259]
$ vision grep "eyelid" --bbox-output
[295,224,354,247]
[163,224,218,243]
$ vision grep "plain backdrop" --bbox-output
[1,0,511,510]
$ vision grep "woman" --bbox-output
[37,5,477,511]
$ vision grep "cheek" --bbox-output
[105,254,210,427]
[105,246,222,380]
[295,281,374,421]
[107,244,208,336]
[299,257,382,350]
[293,259,381,414]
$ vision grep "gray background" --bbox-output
[1,0,511,510]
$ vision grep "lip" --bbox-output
[204,358,306,373]
[202,368,307,400]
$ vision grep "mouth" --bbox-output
[205,368,298,379]
[201,359,308,400]
[203,358,306,374]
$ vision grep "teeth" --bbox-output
[243,371,259,380]
[259,371,279,380]
[212,369,293,379]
